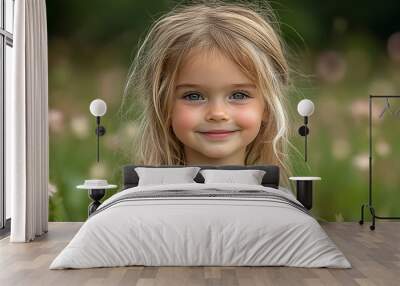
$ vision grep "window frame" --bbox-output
[0,0,14,235]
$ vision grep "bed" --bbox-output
[49,165,351,269]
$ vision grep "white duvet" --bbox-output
[49,183,351,269]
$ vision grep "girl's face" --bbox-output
[171,47,266,165]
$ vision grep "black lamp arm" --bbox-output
[95,116,106,162]
[297,116,309,162]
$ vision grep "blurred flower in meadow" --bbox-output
[122,122,138,138]
[104,134,120,151]
[49,109,65,133]
[350,99,382,122]
[375,140,391,157]
[48,181,57,197]
[89,162,109,178]
[352,152,369,171]
[331,138,350,160]
[350,99,368,118]
[70,115,90,139]
[104,121,138,151]
[387,32,400,63]
[334,213,344,222]
[316,51,347,83]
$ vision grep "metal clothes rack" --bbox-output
[359,95,400,230]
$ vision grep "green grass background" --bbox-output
[47,0,400,222]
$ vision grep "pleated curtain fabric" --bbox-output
[8,0,49,242]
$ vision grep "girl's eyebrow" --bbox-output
[175,83,256,90]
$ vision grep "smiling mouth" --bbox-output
[197,130,239,139]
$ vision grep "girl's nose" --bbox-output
[205,100,229,121]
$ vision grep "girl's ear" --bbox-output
[262,108,268,123]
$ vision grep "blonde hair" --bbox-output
[121,0,294,185]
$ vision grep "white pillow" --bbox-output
[135,167,201,186]
[200,169,266,185]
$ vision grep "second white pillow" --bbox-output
[135,167,201,186]
[200,169,266,185]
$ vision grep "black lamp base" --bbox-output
[88,189,105,216]
[296,180,313,210]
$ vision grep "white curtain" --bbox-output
[7,0,49,242]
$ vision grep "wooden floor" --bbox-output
[0,222,399,286]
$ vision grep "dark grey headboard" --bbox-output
[122,165,280,190]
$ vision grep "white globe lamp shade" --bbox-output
[297,99,314,117]
[90,99,107,117]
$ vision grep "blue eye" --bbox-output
[230,91,250,100]
[182,93,204,101]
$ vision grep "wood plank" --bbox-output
[0,222,399,286]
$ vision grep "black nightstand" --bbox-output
[76,180,117,216]
[289,177,321,210]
